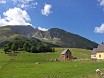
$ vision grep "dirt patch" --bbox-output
[8,52,19,56]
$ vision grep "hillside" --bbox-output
[35,28,97,49]
[0,48,103,78]
[0,25,98,49]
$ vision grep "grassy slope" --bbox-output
[0,49,13,66]
[0,48,103,78]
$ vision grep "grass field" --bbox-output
[0,48,104,78]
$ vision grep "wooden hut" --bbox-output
[60,49,72,61]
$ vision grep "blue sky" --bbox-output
[0,0,104,43]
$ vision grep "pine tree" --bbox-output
[23,42,31,52]
[11,43,18,52]
[31,46,37,53]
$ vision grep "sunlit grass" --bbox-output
[0,48,103,78]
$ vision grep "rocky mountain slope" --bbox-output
[0,25,98,49]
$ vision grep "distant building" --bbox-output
[91,43,104,60]
[60,49,73,61]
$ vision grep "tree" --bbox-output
[17,40,25,50]
[3,47,9,54]
[23,42,31,52]
[37,44,45,52]
[6,42,12,49]
[45,44,52,52]
[31,46,37,53]
[11,43,18,52]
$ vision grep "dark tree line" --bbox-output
[3,40,55,53]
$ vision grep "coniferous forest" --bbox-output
[3,40,55,53]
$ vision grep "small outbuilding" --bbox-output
[91,43,104,60]
[60,49,73,61]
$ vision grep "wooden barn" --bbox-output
[60,49,72,61]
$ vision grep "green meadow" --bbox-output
[0,48,104,78]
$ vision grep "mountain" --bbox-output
[0,25,38,36]
[33,28,97,49]
[0,25,98,49]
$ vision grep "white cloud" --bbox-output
[94,23,104,33]
[0,0,38,10]
[96,1,104,33]
[0,7,31,26]
[19,2,38,9]
[17,0,38,9]
[41,3,52,16]
[0,0,6,4]
[38,27,48,31]
[98,0,104,6]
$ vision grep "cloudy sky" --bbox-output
[0,0,104,43]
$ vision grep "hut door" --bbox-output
[66,51,69,58]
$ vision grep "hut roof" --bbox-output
[97,44,104,52]
[61,49,70,54]
[92,48,97,55]
[92,44,104,55]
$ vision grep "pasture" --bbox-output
[0,48,104,78]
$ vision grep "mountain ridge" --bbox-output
[0,25,98,49]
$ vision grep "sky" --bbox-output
[0,0,104,43]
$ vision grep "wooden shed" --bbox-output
[60,49,72,61]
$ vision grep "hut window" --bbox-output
[99,54,101,58]
[94,55,96,57]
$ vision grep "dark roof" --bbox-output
[92,48,97,55]
[92,44,104,55]
[61,49,70,54]
[97,44,104,52]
